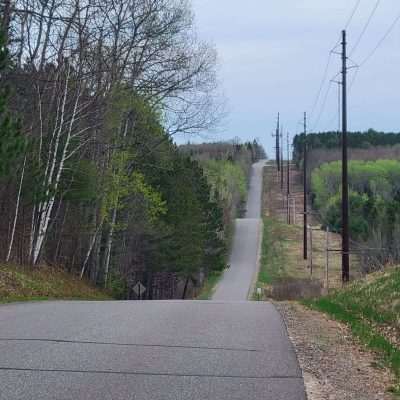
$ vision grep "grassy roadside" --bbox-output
[196,271,223,300]
[257,217,290,286]
[258,218,400,394]
[304,269,400,393]
[0,264,111,303]
[261,164,400,395]
[253,215,324,301]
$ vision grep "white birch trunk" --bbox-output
[29,204,36,259]
[32,65,84,265]
[80,221,103,280]
[6,156,27,262]
[103,207,117,288]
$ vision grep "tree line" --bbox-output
[181,140,266,225]
[293,129,400,165]
[0,1,263,299]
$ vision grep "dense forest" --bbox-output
[293,129,400,189]
[293,129,400,164]
[0,1,264,299]
[181,141,266,225]
[311,160,400,272]
[292,130,400,272]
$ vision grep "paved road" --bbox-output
[0,301,304,400]
[0,160,306,400]
[212,160,264,300]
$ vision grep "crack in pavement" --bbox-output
[0,366,303,379]
[0,338,262,353]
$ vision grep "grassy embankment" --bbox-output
[0,264,111,303]
[257,217,295,285]
[305,270,400,393]
[254,216,325,301]
[255,164,343,300]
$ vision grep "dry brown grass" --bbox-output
[263,163,361,292]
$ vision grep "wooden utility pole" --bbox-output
[293,198,296,225]
[325,226,330,292]
[280,128,284,191]
[341,30,350,283]
[287,132,290,224]
[309,225,313,276]
[303,112,308,260]
[276,113,280,171]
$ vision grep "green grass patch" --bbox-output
[196,271,223,300]
[253,217,294,300]
[304,268,400,394]
[0,264,112,303]
[257,217,295,287]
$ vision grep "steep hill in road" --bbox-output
[212,160,264,301]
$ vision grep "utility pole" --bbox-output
[309,225,313,277]
[280,127,284,191]
[325,226,330,293]
[303,112,308,260]
[276,113,280,171]
[287,132,290,224]
[341,30,350,283]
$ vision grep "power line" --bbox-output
[311,80,334,132]
[350,0,381,56]
[346,10,400,95]
[359,11,400,66]
[309,0,364,128]
[348,66,360,92]
[311,70,342,132]
[345,0,361,29]
[309,52,333,120]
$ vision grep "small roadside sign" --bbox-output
[133,281,146,298]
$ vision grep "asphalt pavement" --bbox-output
[0,160,306,400]
[212,160,264,300]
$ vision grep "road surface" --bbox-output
[0,161,306,400]
[212,160,264,301]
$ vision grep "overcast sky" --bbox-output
[189,0,400,158]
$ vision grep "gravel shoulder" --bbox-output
[276,301,397,400]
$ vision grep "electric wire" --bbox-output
[348,66,360,93]
[349,0,381,56]
[308,0,364,131]
[309,52,333,121]
[317,1,385,131]
[359,10,400,66]
[346,9,400,97]
[310,79,335,133]
[345,0,361,29]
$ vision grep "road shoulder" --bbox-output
[276,301,397,400]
